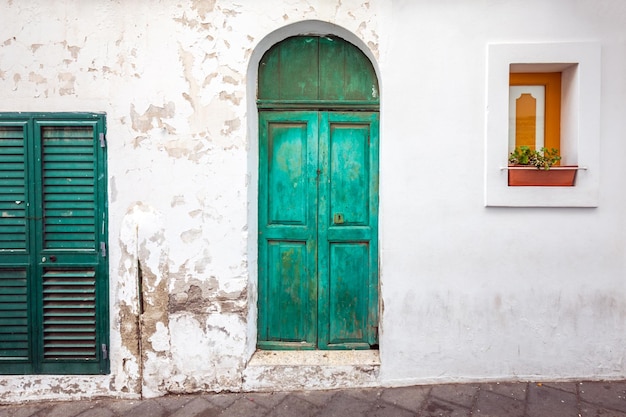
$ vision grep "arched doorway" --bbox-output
[257,35,379,350]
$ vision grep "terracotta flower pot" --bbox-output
[508,166,578,186]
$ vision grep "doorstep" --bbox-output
[242,350,381,391]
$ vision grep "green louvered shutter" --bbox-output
[0,122,33,373]
[0,114,108,375]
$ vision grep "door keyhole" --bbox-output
[333,213,344,224]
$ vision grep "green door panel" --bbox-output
[258,35,379,351]
[258,111,318,349]
[266,242,315,347]
[258,111,379,350]
[258,36,319,103]
[266,122,310,224]
[318,36,379,102]
[327,243,369,345]
[258,36,379,109]
[318,112,379,349]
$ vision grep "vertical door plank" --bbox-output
[318,112,379,349]
[258,111,318,349]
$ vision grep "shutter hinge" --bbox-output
[101,344,108,360]
[100,242,107,257]
[99,132,106,148]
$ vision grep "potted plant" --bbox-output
[508,146,577,186]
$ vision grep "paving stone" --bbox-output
[203,392,241,409]
[0,403,51,417]
[39,400,96,417]
[526,383,579,417]
[419,398,471,417]
[292,390,337,406]
[264,395,321,417]
[75,407,115,417]
[218,396,270,417]
[580,402,626,417]
[480,382,527,401]
[579,382,626,412]
[314,391,374,417]
[580,401,626,417]
[473,390,524,417]
[103,399,144,414]
[169,397,219,417]
[430,384,479,408]
[242,392,289,409]
[379,385,430,412]
[343,387,384,402]
[541,381,578,394]
[123,400,169,417]
[366,401,415,417]
[155,395,194,412]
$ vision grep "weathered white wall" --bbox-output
[0,0,625,403]
[379,0,626,384]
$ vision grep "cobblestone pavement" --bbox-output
[2,381,626,416]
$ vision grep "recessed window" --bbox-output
[485,42,601,207]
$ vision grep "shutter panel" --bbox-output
[0,126,28,251]
[41,126,96,250]
[0,269,30,363]
[0,124,33,373]
[0,114,108,375]
[42,269,97,360]
[36,120,106,374]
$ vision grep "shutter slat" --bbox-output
[42,268,97,359]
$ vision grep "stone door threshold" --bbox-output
[243,350,381,391]
[248,349,380,366]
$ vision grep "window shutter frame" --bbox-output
[0,113,109,375]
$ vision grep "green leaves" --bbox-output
[508,146,561,170]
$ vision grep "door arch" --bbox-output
[257,35,379,350]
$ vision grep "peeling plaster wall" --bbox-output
[1,0,626,403]
[0,0,386,402]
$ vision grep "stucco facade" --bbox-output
[1,0,625,402]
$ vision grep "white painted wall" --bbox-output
[0,0,625,402]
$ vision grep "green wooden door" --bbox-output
[0,114,108,374]
[258,110,379,350]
